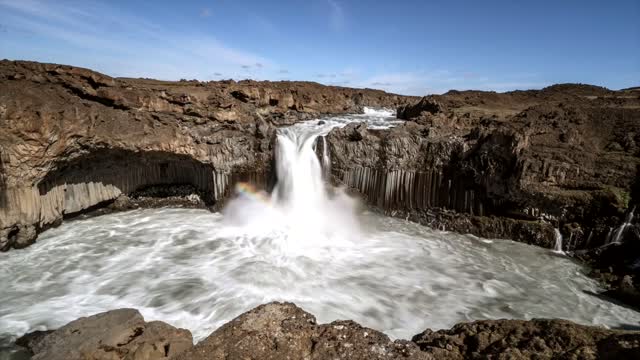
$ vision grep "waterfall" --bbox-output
[605,227,614,244]
[610,207,635,244]
[586,230,594,247]
[553,228,564,254]
[223,124,360,251]
[321,136,331,179]
[271,127,327,212]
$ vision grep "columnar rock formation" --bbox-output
[0,60,413,250]
[328,86,640,250]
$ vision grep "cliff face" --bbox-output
[328,86,640,250]
[2,60,638,256]
[0,60,414,251]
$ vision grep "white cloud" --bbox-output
[327,0,345,31]
[0,0,274,81]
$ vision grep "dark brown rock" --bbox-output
[174,302,431,360]
[14,330,53,351]
[19,309,193,360]
[412,318,640,360]
[0,60,414,251]
[328,84,640,251]
[38,303,639,360]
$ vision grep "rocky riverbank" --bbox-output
[14,302,640,359]
[328,85,640,250]
[325,85,640,308]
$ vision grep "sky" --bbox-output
[0,0,638,95]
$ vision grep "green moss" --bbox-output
[602,186,631,209]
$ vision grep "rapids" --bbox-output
[1,108,639,355]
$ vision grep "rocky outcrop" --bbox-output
[325,85,640,308]
[0,60,413,251]
[327,85,640,250]
[174,302,427,360]
[17,303,640,360]
[18,309,192,360]
[413,318,640,359]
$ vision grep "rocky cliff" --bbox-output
[328,85,640,251]
[324,85,640,307]
[0,60,414,251]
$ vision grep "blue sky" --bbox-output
[0,0,638,95]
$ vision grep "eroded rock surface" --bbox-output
[18,309,192,360]
[413,318,640,360]
[174,302,429,360]
[328,85,640,251]
[0,60,413,251]
[19,303,640,360]
[325,85,640,309]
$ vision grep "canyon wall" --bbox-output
[327,85,640,250]
[2,60,638,256]
[0,60,414,251]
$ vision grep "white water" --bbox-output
[611,207,636,244]
[553,228,564,254]
[2,109,640,354]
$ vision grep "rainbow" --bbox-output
[234,182,271,203]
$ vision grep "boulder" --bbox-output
[15,304,640,360]
[18,309,193,360]
[173,302,430,360]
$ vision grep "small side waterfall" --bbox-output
[605,227,614,244]
[321,136,331,179]
[610,207,635,244]
[553,228,564,254]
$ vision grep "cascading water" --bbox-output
[610,207,636,245]
[321,135,330,179]
[222,124,360,257]
[2,109,640,357]
[553,228,564,254]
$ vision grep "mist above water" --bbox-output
[224,123,360,258]
[1,109,639,353]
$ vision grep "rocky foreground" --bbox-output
[15,302,640,360]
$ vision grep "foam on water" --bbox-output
[553,228,565,254]
[2,109,639,354]
[294,106,402,132]
[1,208,639,346]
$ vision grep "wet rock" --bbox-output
[19,309,193,360]
[14,330,53,351]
